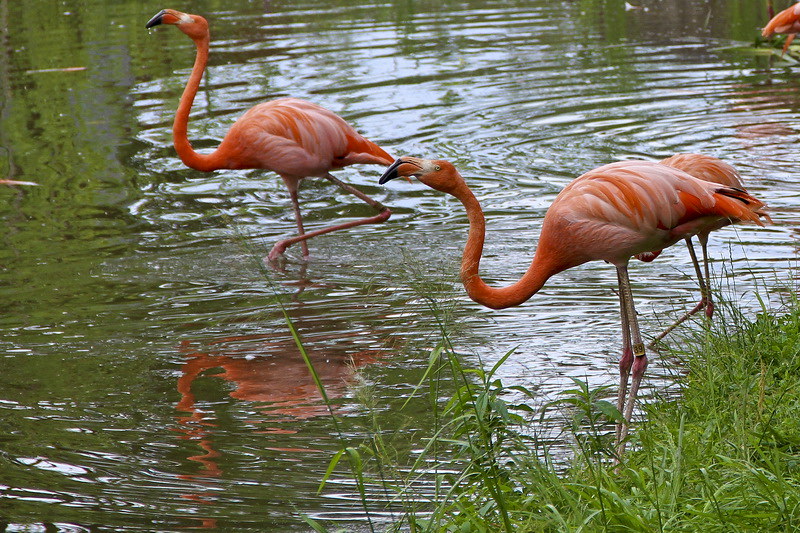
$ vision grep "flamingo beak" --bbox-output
[378,158,424,184]
[145,10,167,28]
[378,159,404,184]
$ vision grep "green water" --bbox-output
[1,0,797,530]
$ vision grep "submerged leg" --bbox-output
[616,263,648,458]
[267,173,391,261]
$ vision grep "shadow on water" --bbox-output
[1,0,799,530]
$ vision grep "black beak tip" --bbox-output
[145,10,166,29]
[378,159,404,185]
[378,172,398,185]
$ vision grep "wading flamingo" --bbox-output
[379,158,767,455]
[146,9,393,260]
[762,2,800,56]
[642,154,768,346]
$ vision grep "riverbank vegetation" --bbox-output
[298,284,800,532]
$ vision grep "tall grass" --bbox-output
[333,287,800,532]
[427,290,800,532]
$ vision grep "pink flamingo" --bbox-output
[379,157,768,454]
[762,2,800,56]
[146,9,393,260]
[641,154,768,345]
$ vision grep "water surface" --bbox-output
[1,0,798,530]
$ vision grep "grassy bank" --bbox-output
[301,289,800,532]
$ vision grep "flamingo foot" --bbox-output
[267,242,287,262]
[267,240,309,262]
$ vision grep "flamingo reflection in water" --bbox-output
[172,331,390,525]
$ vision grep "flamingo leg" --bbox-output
[268,178,311,261]
[615,263,648,458]
[698,235,714,319]
[781,33,796,56]
[288,187,311,259]
[647,236,713,349]
[615,268,634,447]
[267,174,391,261]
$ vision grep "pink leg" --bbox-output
[616,269,633,445]
[781,33,796,56]
[615,263,647,458]
[267,173,392,261]
[648,236,712,348]
[619,353,648,451]
[268,177,310,261]
[699,236,714,319]
[289,187,311,259]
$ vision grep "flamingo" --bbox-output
[641,154,768,345]
[145,9,393,261]
[378,157,767,454]
[762,2,800,56]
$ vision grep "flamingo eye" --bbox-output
[434,165,441,171]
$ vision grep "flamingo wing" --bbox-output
[543,161,765,266]
[219,98,392,177]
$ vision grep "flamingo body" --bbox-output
[658,153,745,234]
[212,98,393,176]
[636,154,745,262]
[762,3,800,55]
[379,157,767,454]
[146,9,393,260]
[544,161,756,267]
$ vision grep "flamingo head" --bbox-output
[378,157,462,195]
[146,9,209,41]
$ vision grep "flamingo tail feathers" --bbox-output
[334,134,394,167]
[680,187,771,226]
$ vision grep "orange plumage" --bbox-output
[762,3,800,55]
[635,154,770,338]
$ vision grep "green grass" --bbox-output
[305,287,800,532]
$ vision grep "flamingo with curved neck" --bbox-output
[146,9,394,260]
[380,157,768,454]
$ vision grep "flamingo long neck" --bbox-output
[455,182,556,310]
[173,33,224,172]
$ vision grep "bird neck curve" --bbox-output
[172,33,223,172]
[453,179,556,310]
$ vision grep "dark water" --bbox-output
[1,0,798,530]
